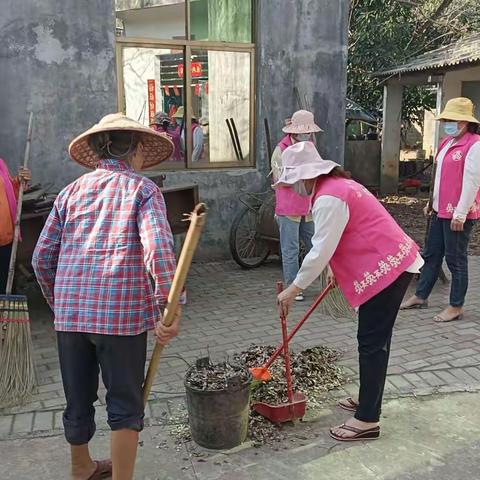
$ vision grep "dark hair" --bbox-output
[88,131,140,160]
[467,122,480,134]
[326,166,351,179]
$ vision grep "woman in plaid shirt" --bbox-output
[33,114,181,480]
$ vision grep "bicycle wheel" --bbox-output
[230,206,270,269]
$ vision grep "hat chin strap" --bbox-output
[104,133,135,159]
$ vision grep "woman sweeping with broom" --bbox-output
[33,113,183,480]
[276,141,424,442]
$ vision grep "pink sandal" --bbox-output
[337,397,359,412]
[87,460,112,480]
[329,424,380,442]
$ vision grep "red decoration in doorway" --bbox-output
[164,86,170,96]
[147,79,156,125]
[194,84,201,96]
[173,85,180,97]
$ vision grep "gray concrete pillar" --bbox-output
[380,81,403,194]
[255,0,350,173]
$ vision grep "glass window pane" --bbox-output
[190,0,252,43]
[122,46,186,166]
[116,1,186,40]
[189,49,251,165]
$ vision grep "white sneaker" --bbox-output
[295,292,304,301]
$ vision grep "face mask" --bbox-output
[292,180,309,197]
[443,122,461,137]
[294,134,312,142]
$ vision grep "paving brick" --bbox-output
[449,356,477,368]
[465,367,480,382]
[388,375,413,390]
[435,370,459,385]
[417,371,445,387]
[402,373,426,388]
[12,413,34,434]
[0,415,13,438]
[403,359,431,371]
[33,411,54,432]
[449,368,478,385]
[54,410,64,430]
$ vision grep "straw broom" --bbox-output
[143,203,207,405]
[0,112,37,407]
[317,268,356,320]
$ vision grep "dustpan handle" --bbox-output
[5,112,33,296]
[277,282,294,404]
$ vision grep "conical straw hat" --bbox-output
[69,113,174,169]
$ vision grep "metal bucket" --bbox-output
[185,367,251,450]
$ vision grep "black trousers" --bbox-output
[354,272,413,423]
[0,243,12,294]
[57,331,147,445]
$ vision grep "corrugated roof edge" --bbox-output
[374,34,480,77]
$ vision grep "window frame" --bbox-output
[115,0,256,171]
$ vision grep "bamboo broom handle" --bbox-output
[143,203,207,405]
[6,112,33,296]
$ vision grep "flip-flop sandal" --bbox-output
[433,313,463,323]
[337,397,359,412]
[400,302,428,310]
[329,424,380,442]
[88,460,112,480]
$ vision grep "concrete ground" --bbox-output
[1,392,479,479]
[1,257,480,478]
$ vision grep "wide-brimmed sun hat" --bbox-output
[282,110,323,134]
[69,113,174,169]
[436,97,479,124]
[172,106,197,120]
[273,141,339,189]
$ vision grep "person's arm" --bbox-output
[136,188,184,309]
[31,203,63,309]
[10,167,31,195]
[192,127,204,162]
[295,196,349,288]
[454,141,480,223]
[278,196,349,313]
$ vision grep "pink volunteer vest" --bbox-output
[313,177,419,307]
[437,132,480,219]
[274,135,311,216]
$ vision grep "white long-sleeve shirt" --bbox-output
[294,196,424,291]
[179,126,204,162]
[432,140,480,222]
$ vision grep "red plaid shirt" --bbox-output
[32,160,179,336]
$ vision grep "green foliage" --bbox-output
[348,0,480,125]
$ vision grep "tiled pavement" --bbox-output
[1,257,480,440]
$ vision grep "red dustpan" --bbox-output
[252,282,307,423]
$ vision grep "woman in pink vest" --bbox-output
[0,159,30,293]
[276,142,424,441]
[271,110,322,301]
[401,98,480,322]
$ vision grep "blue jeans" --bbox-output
[416,214,475,307]
[276,216,314,286]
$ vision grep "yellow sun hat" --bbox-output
[436,97,479,124]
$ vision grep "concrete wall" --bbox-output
[443,65,480,106]
[255,0,350,166]
[344,140,381,187]
[0,0,117,187]
[1,0,349,261]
